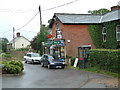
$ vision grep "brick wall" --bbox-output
[52,21,95,57]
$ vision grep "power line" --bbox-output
[13,0,80,31]
[16,12,39,31]
[42,0,79,11]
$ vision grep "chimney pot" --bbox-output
[111,5,120,11]
[16,32,20,37]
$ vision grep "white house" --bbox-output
[7,32,30,49]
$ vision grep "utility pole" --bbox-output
[39,5,42,29]
[13,27,15,49]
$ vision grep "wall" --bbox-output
[52,21,95,57]
[14,37,30,49]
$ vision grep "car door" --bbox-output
[44,55,49,66]
[26,54,31,62]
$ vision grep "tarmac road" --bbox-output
[2,61,114,88]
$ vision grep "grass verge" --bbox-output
[67,66,119,78]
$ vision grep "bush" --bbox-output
[88,49,120,73]
[71,58,76,66]
[2,54,12,58]
[2,61,24,74]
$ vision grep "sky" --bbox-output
[0,0,120,41]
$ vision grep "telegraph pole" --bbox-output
[13,27,15,49]
[39,5,42,29]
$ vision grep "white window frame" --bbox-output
[116,25,120,41]
[102,27,106,42]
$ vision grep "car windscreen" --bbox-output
[31,53,40,57]
[48,55,60,61]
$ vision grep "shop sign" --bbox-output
[53,41,61,45]
[44,40,64,46]
[44,42,53,45]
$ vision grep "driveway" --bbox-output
[2,61,118,88]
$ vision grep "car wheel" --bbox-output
[31,60,34,64]
[41,62,44,67]
[25,60,27,63]
[48,64,51,69]
[61,66,65,69]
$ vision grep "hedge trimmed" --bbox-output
[2,61,24,74]
[88,49,120,73]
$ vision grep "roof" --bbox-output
[54,13,102,24]
[52,9,120,25]
[8,36,30,44]
[101,9,120,23]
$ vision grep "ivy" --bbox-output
[104,22,117,49]
[88,25,103,48]
[88,21,118,49]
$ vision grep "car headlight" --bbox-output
[62,62,65,64]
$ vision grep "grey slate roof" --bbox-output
[54,9,120,24]
[55,13,102,24]
[101,9,120,23]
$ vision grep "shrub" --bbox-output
[71,58,76,66]
[2,61,24,74]
[2,54,12,58]
[88,49,120,73]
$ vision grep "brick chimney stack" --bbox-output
[111,5,120,11]
[16,32,20,37]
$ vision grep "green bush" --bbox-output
[71,58,76,66]
[2,54,12,58]
[88,49,120,73]
[2,61,24,74]
[12,48,29,51]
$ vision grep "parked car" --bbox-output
[40,54,66,69]
[24,52,41,64]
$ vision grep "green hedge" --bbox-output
[2,61,24,74]
[88,49,120,73]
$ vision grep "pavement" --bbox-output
[1,61,119,89]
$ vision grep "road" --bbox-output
[2,61,115,88]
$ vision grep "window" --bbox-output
[116,25,120,41]
[22,44,24,46]
[102,27,106,42]
[56,23,59,30]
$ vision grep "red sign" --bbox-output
[47,34,52,38]
[78,58,84,60]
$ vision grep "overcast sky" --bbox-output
[0,0,120,41]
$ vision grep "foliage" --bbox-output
[32,26,49,55]
[14,48,29,51]
[88,8,110,15]
[2,61,24,74]
[2,54,12,58]
[104,22,117,49]
[88,49,120,73]
[0,38,9,52]
[70,58,76,66]
[88,25,103,48]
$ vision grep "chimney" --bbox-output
[16,32,20,37]
[111,5,120,11]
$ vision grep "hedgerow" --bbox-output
[88,49,120,73]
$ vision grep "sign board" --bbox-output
[73,58,78,67]
[44,42,53,45]
[44,40,64,46]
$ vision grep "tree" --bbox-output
[88,8,110,15]
[31,25,49,55]
[0,38,9,52]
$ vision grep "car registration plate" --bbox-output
[56,66,62,68]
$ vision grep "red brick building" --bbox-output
[49,6,120,57]
[49,13,100,57]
